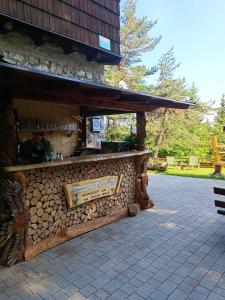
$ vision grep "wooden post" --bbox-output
[80,107,87,148]
[136,112,146,151]
[135,112,153,209]
[0,96,18,166]
[0,95,30,267]
[135,153,154,209]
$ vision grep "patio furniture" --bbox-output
[166,156,176,167]
[147,159,168,171]
[180,156,200,170]
[214,187,225,215]
[189,156,200,169]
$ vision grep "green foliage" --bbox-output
[213,94,225,144]
[105,126,130,142]
[105,0,160,89]
[123,132,138,149]
[20,132,53,163]
[157,47,180,82]
[146,48,213,159]
[105,65,150,91]
[104,0,220,160]
[120,0,161,67]
[150,167,225,181]
[105,114,136,142]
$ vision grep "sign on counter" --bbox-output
[64,175,123,209]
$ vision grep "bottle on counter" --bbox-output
[59,151,64,161]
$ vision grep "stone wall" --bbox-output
[25,157,136,246]
[0,32,104,83]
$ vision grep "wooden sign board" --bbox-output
[64,175,123,209]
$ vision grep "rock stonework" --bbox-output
[24,157,135,246]
[0,32,104,83]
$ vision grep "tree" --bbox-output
[157,47,180,82]
[146,48,212,159]
[120,0,161,68]
[146,47,188,157]
[104,1,213,159]
[213,94,225,144]
[105,0,161,90]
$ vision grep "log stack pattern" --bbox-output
[25,157,135,246]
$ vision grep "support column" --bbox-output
[135,112,154,209]
[79,107,87,148]
[136,111,146,151]
[0,95,30,267]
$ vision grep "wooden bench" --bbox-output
[214,187,225,215]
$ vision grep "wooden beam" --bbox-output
[7,87,159,112]
[215,200,225,208]
[80,107,87,148]
[0,95,17,166]
[136,112,147,151]
[84,108,135,117]
[214,187,225,196]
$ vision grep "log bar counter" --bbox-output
[0,0,192,266]
[0,63,192,266]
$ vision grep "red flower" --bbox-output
[32,136,40,143]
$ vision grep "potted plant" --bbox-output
[124,132,138,150]
[19,131,53,164]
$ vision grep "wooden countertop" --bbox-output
[4,151,151,172]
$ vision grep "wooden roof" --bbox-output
[0,0,121,64]
[0,62,193,114]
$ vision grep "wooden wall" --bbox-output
[0,0,120,56]
[14,99,80,158]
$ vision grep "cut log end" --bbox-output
[128,203,140,217]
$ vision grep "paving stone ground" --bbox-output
[1,175,225,300]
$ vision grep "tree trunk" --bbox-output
[153,109,169,158]
[153,130,165,158]
[136,112,146,151]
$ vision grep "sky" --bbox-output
[121,0,225,105]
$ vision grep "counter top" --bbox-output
[3,150,151,172]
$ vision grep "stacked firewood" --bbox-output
[25,158,135,245]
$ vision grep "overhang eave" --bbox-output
[0,62,194,113]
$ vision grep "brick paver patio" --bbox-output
[1,175,225,300]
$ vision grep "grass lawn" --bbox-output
[149,167,225,180]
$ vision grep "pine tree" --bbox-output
[105,0,160,90]
[213,94,225,143]
[146,48,212,158]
